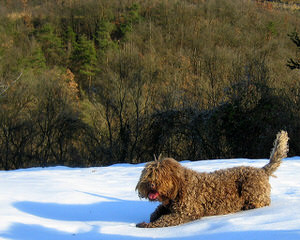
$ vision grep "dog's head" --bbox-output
[135,156,184,204]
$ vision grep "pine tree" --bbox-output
[95,20,115,53]
[63,26,77,65]
[24,45,46,70]
[36,23,66,66]
[71,35,98,92]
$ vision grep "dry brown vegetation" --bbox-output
[0,0,299,169]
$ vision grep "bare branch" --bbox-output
[0,72,23,96]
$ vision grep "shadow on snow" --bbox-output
[1,223,300,240]
[13,192,156,223]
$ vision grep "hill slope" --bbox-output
[1,0,300,168]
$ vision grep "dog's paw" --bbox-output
[136,222,149,228]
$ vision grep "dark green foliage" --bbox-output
[0,0,299,169]
[23,44,46,70]
[95,20,116,54]
[71,35,98,91]
[35,24,66,66]
[110,3,141,41]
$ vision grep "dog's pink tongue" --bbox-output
[148,191,159,200]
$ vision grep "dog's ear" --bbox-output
[153,153,163,162]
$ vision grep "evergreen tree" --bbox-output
[24,45,46,70]
[95,20,115,51]
[36,24,66,66]
[112,3,141,41]
[71,35,98,92]
[63,26,77,65]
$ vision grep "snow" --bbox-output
[1,157,300,240]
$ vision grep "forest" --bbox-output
[0,0,299,170]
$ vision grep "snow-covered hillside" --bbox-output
[1,158,300,240]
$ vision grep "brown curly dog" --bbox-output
[135,130,289,228]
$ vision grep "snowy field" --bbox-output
[1,157,300,240]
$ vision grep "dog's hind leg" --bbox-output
[241,175,271,210]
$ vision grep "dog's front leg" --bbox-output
[137,213,190,228]
[150,204,171,222]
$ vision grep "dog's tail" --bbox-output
[263,130,289,176]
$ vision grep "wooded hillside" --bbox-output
[0,0,299,169]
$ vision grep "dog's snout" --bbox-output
[150,182,155,189]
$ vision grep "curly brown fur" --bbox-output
[135,130,289,228]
